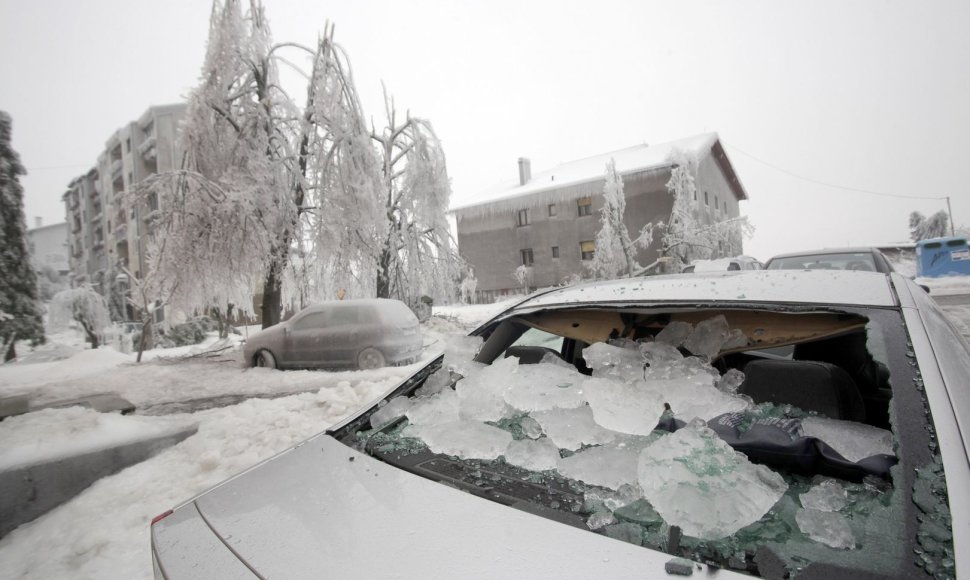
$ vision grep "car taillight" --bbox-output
[151,509,173,525]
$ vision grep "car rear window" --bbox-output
[767,252,877,272]
[376,301,419,326]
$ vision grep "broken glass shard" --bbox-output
[587,510,617,530]
[520,416,543,439]
[796,508,856,549]
[801,416,893,462]
[370,396,412,430]
[637,422,788,540]
[800,479,848,512]
[640,341,684,368]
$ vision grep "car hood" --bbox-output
[155,434,746,579]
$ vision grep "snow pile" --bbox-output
[637,422,789,540]
[0,407,195,470]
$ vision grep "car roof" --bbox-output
[298,298,404,313]
[510,271,898,311]
[767,247,882,260]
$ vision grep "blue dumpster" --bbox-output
[916,237,970,277]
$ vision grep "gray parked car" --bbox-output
[765,247,896,273]
[242,299,423,370]
[155,272,966,579]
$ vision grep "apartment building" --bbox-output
[452,133,748,302]
[63,104,185,305]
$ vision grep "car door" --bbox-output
[284,311,330,366]
[315,305,360,366]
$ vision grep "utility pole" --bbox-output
[946,196,955,237]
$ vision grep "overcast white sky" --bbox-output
[2,0,968,261]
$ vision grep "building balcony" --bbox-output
[114,224,128,243]
[69,194,80,210]
[93,238,104,250]
[110,159,123,178]
[137,134,157,161]
[91,210,103,224]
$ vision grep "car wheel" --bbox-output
[357,347,385,370]
[255,349,277,369]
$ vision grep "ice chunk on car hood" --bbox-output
[637,422,788,540]
[402,421,512,460]
[583,377,666,436]
[455,356,518,422]
[532,405,618,450]
[502,361,588,413]
[557,434,660,490]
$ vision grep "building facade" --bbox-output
[453,133,748,302]
[26,219,69,276]
[63,104,185,313]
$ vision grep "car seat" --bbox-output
[739,359,867,422]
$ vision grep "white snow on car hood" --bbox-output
[176,435,747,579]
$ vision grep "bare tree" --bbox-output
[909,210,949,241]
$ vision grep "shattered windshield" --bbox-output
[339,305,953,579]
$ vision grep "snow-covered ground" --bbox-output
[0,302,510,580]
[0,290,966,578]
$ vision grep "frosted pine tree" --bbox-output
[0,111,44,361]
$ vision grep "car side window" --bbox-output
[329,307,358,326]
[292,312,328,331]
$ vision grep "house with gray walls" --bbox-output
[452,133,748,302]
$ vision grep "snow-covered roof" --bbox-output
[508,270,898,311]
[452,133,724,219]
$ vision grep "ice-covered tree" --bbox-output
[909,210,949,241]
[512,264,533,294]
[135,0,300,328]
[656,149,752,272]
[459,271,478,304]
[138,3,458,324]
[48,287,110,349]
[587,159,656,279]
[0,111,44,361]
[371,92,463,308]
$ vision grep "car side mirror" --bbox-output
[919,285,931,294]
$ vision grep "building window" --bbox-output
[548,204,557,217]
[551,246,560,259]
[693,190,697,201]
[580,240,595,261]
[704,191,709,206]
[517,209,530,227]
[577,197,592,216]
[521,248,534,266]
[125,138,131,153]
[723,200,728,213]
[714,195,719,211]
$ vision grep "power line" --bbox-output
[722,141,947,201]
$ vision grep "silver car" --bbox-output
[154,271,966,579]
[242,299,423,370]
